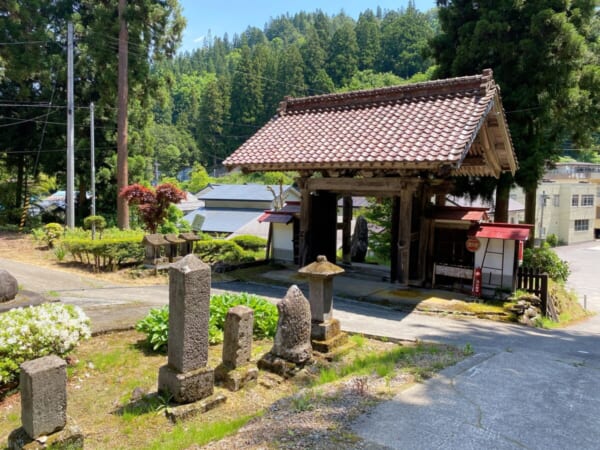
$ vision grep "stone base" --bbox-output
[165,394,227,423]
[312,331,349,354]
[257,352,310,378]
[158,364,214,404]
[8,424,83,450]
[215,364,258,392]
[311,318,341,341]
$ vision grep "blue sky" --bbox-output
[178,0,437,53]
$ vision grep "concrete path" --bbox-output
[352,241,600,450]
[2,242,600,449]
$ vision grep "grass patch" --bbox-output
[0,330,464,449]
[147,413,260,450]
[312,342,460,387]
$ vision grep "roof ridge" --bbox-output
[278,69,495,115]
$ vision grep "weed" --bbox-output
[291,391,316,411]
[53,245,66,261]
[463,343,474,356]
[351,377,369,395]
[350,334,365,348]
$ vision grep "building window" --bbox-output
[572,194,579,207]
[582,194,594,206]
[553,195,560,207]
[574,219,589,231]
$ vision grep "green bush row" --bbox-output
[194,239,255,264]
[135,292,278,352]
[62,234,145,271]
[230,235,267,251]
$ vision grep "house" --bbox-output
[183,184,300,238]
[446,194,525,225]
[224,69,520,287]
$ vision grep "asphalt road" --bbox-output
[1,240,599,449]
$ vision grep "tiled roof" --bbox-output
[223,70,516,177]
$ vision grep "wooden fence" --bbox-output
[516,267,550,317]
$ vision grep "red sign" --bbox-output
[472,267,482,297]
[465,237,481,252]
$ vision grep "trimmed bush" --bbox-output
[83,215,107,238]
[194,239,248,264]
[43,222,63,248]
[0,303,91,385]
[230,235,268,251]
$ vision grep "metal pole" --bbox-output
[66,22,75,228]
[538,190,546,241]
[90,102,96,239]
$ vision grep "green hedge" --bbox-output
[62,234,144,271]
[230,235,267,251]
[194,239,255,264]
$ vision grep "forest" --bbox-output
[0,1,598,228]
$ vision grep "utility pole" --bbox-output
[90,102,96,239]
[66,22,75,228]
[116,0,129,229]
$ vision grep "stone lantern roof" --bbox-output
[298,255,345,279]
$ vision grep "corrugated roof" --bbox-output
[197,184,291,202]
[224,70,516,177]
[183,208,264,233]
[471,223,533,241]
[258,211,294,224]
[433,207,489,222]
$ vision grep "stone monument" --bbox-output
[158,254,215,404]
[215,305,258,391]
[258,285,312,377]
[8,355,83,449]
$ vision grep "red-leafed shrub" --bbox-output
[119,183,186,233]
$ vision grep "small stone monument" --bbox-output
[8,355,83,449]
[215,305,258,391]
[351,216,369,263]
[258,285,312,377]
[0,269,18,302]
[298,255,348,354]
[158,254,215,404]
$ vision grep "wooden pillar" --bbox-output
[416,185,430,284]
[298,177,312,267]
[390,197,400,283]
[342,196,353,264]
[399,187,413,286]
[309,191,337,264]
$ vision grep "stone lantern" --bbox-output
[298,255,347,353]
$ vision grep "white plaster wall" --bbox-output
[474,238,516,290]
[271,222,294,262]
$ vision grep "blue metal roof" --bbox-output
[183,208,264,233]
[197,184,291,202]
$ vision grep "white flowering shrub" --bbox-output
[0,303,91,385]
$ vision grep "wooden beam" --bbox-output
[307,177,421,195]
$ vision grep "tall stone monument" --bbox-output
[158,254,214,404]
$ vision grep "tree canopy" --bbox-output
[431,0,600,227]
